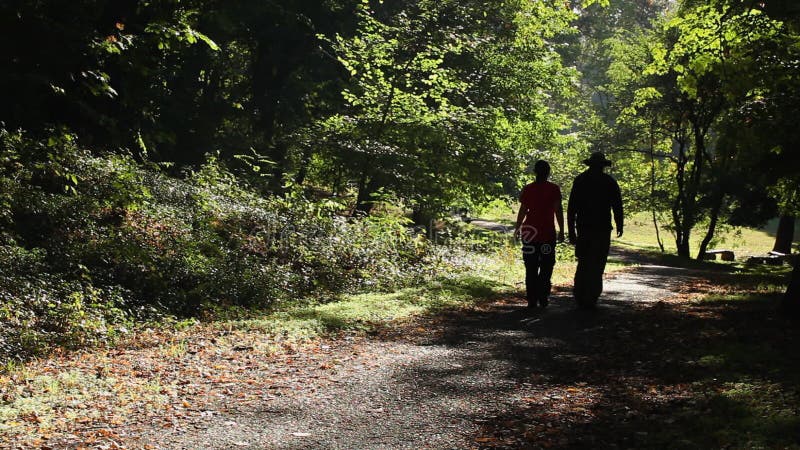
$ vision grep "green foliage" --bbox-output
[0,0,591,216]
[0,132,452,360]
[312,0,582,213]
[4,0,797,356]
[0,245,131,358]
[577,0,800,258]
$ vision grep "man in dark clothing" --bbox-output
[515,160,565,309]
[567,152,624,309]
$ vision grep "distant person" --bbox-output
[514,160,565,309]
[567,151,624,309]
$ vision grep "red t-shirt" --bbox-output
[519,181,561,243]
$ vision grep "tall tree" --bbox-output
[320,0,579,216]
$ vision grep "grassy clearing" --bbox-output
[470,199,517,225]
[468,202,797,258]
[619,212,800,257]
[456,222,631,288]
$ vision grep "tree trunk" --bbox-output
[677,238,691,259]
[782,255,799,315]
[673,202,692,258]
[672,201,686,256]
[674,114,708,259]
[672,133,692,258]
[354,175,378,215]
[649,124,665,253]
[676,202,694,258]
[253,37,296,194]
[293,145,314,186]
[652,210,665,253]
[697,194,724,260]
[773,215,795,254]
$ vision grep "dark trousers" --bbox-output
[573,233,611,308]
[522,242,556,305]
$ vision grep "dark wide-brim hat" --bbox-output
[583,151,612,167]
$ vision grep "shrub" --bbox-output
[0,131,450,360]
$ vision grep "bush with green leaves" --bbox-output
[0,130,449,360]
[0,245,132,358]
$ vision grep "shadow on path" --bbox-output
[411,257,799,448]
[143,248,799,449]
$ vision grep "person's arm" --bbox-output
[555,189,565,242]
[514,205,528,238]
[611,178,624,237]
[515,187,528,238]
[567,183,577,243]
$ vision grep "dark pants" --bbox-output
[522,242,556,306]
[574,233,611,308]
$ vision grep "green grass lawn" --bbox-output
[615,212,798,258]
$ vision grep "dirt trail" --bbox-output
[138,247,704,449]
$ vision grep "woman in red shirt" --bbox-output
[514,160,565,308]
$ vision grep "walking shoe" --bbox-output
[538,297,549,308]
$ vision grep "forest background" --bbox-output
[1,0,799,361]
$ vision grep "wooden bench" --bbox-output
[747,255,786,265]
[769,251,791,259]
[747,251,793,266]
[702,249,735,261]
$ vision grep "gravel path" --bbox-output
[141,247,701,449]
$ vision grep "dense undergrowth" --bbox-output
[0,131,457,361]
